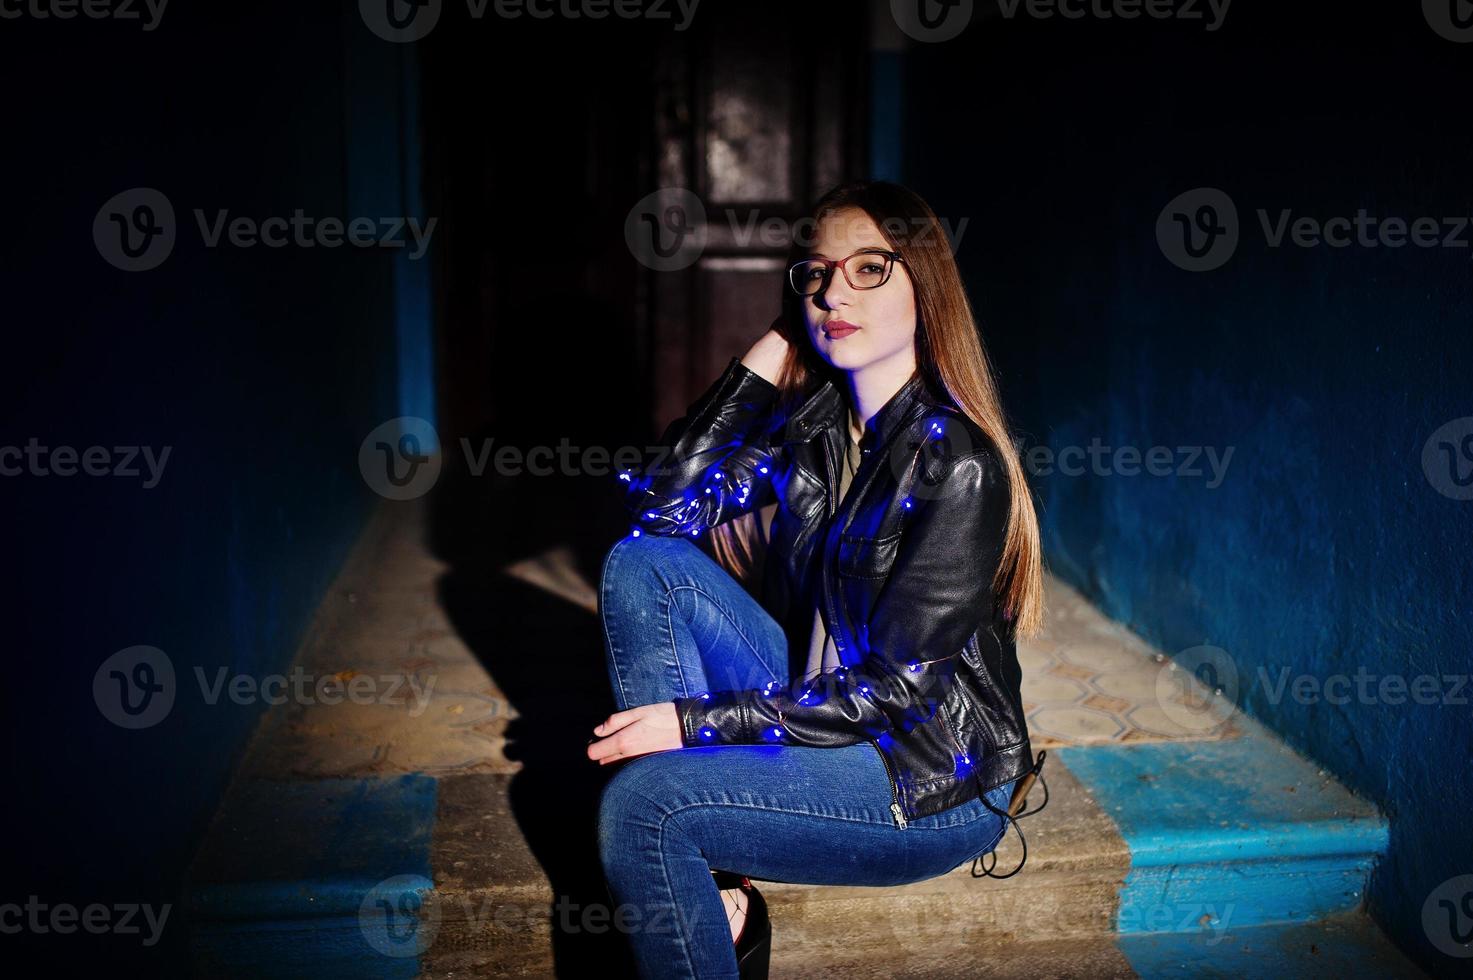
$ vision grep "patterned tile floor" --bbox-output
[1019,577,1240,747]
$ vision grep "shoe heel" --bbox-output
[738,929,770,980]
[733,881,770,980]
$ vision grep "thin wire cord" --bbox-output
[971,753,1050,880]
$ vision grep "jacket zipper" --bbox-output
[871,739,908,829]
[822,426,838,518]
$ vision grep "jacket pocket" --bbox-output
[836,531,901,579]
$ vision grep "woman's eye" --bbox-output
[859,263,883,274]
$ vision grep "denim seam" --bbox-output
[601,537,634,709]
[664,584,783,690]
[657,795,997,833]
[661,586,696,699]
[655,813,704,980]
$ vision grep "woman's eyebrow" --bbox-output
[809,244,891,259]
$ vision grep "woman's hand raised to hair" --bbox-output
[587,702,685,765]
[739,319,791,385]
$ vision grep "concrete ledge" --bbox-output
[1059,737,1389,934]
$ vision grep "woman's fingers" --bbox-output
[587,703,685,765]
[587,732,620,763]
[594,708,639,736]
[588,728,650,764]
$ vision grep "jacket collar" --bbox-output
[781,371,935,449]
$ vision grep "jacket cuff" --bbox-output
[727,356,780,395]
[674,689,751,746]
[706,357,780,426]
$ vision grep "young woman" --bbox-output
[587,180,1044,979]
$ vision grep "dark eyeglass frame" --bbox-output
[787,248,904,296]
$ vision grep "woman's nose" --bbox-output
[817,275,855,310]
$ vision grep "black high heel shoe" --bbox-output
[711,870,771,980]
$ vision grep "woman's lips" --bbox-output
[823,320,860,339]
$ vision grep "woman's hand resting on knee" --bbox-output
[587,703,684,764]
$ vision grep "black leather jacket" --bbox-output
[621,357,1033,827]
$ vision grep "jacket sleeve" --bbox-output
[622,357,783,538]
[672,447,1012,747]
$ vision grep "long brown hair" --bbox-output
[711,181,1045,638]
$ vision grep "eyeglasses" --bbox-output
[787,249,903,296]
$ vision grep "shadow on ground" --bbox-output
[426,452,645,976]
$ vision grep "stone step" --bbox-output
[409,759,1124,976]
[182,502,1415,977]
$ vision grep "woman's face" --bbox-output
[800,208,918,376]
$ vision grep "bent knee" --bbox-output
[601,533,699,588]
[596,765,673,861]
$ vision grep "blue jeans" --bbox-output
[596,535,1014,979]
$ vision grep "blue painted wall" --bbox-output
[3,4,429,971]
[900,5,1472,973]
